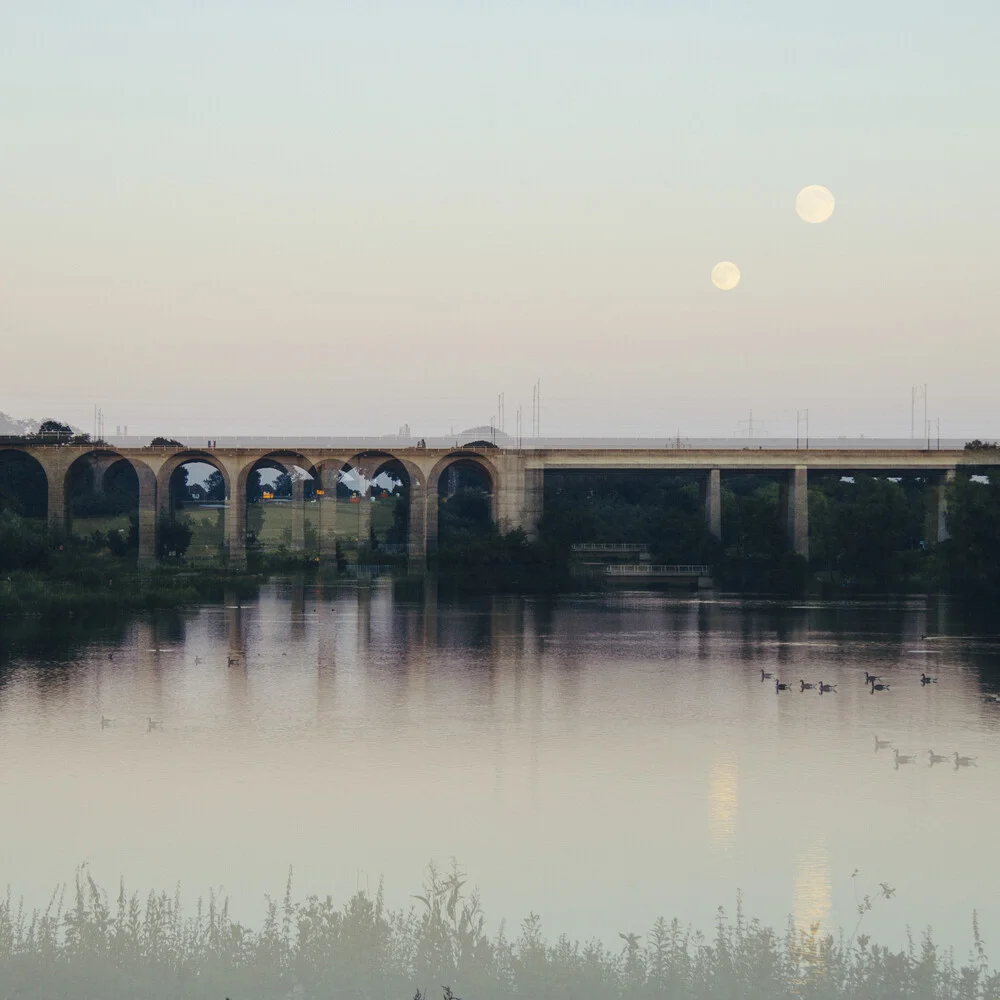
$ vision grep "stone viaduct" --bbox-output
[0,443,979,570]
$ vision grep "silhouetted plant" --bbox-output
[0,861,996,999]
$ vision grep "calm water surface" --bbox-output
[2,581,999,953]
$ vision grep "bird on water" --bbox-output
[761,670,774,681]
[920,672,938,684]
[800,680,815,691]
[775,679,791,692]
[953,753,977,768]
[818,682,836,693]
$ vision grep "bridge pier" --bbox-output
[781,466,809,560]
[291,476,305,552]
[137,472,158,569]
[46,473,67,536]
[227,483,247,570]
[925,468,956,544]
[318,467,340,564]
[407,481,428,573]
[521,468,544,541]
[703,468,722,539]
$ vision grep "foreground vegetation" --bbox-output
[0,863,996,999]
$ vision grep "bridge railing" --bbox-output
[603,564,712,576]
[571,542,648,553]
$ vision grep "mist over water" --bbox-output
[1,581,998,955]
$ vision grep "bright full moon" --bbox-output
[795,185,835,223]
[711,261,741,290]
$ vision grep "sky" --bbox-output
[2,1,999,441]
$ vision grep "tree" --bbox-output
[157,515,193,560]
[273,471,293,498]
[170,466,190,509]
[36,419,74,443]
[149,436,185,448]
[204,470,226,502]
[939,473,1000,600]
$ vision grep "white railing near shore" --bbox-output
[603,564,711,576]
[571,542,648,553]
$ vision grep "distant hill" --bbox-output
[0,411,39,436]
[0,412,84,437]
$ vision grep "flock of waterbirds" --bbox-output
[97,652,243,732]
[763,657,985,770]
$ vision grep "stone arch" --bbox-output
[426,451,500,553]
[62,449,158,565]
[237,450,321,556]
[427,450,499,499]
[156,450,231,564]
[157,450,232,511]
[0,447,49,520]
[330,451,419,558]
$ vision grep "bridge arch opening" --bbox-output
[64,450,140,550]
[243,452,319,556]
[435,456,496,549]
[334,452,413,561]
[159,453,230,562]
[0,449,48,520]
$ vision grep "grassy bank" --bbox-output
[0,863,995,999]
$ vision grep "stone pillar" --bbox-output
[704,468,722,539]
[291,475,305,552]
[318,469,339,564]
[407,482,428,574]
[356,495,372,544]
[784,466,809,559]
[522,468,544,541]
[137,473,158,569]
[47,469,67,535]
[926,468,956,544]
[226,478,247,570]
[426,489,440,553]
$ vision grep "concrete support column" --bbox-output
[226,480,247,570]
[407,483,428,574]
[926,468,956,544]
[137,475,158,569]
[784,466,809,559]
[318,469,339,564]
[291,475,305,552]
[704,468,722,539]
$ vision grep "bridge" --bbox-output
[0,442,989,570]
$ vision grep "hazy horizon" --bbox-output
[3,2,998,440]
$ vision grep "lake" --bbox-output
[1,579,998,956]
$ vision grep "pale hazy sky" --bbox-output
[2,2,998,439]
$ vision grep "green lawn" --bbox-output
[68,498,402,561]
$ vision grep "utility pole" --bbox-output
[924,384,928,450]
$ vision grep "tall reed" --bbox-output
[0,860,996,999]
